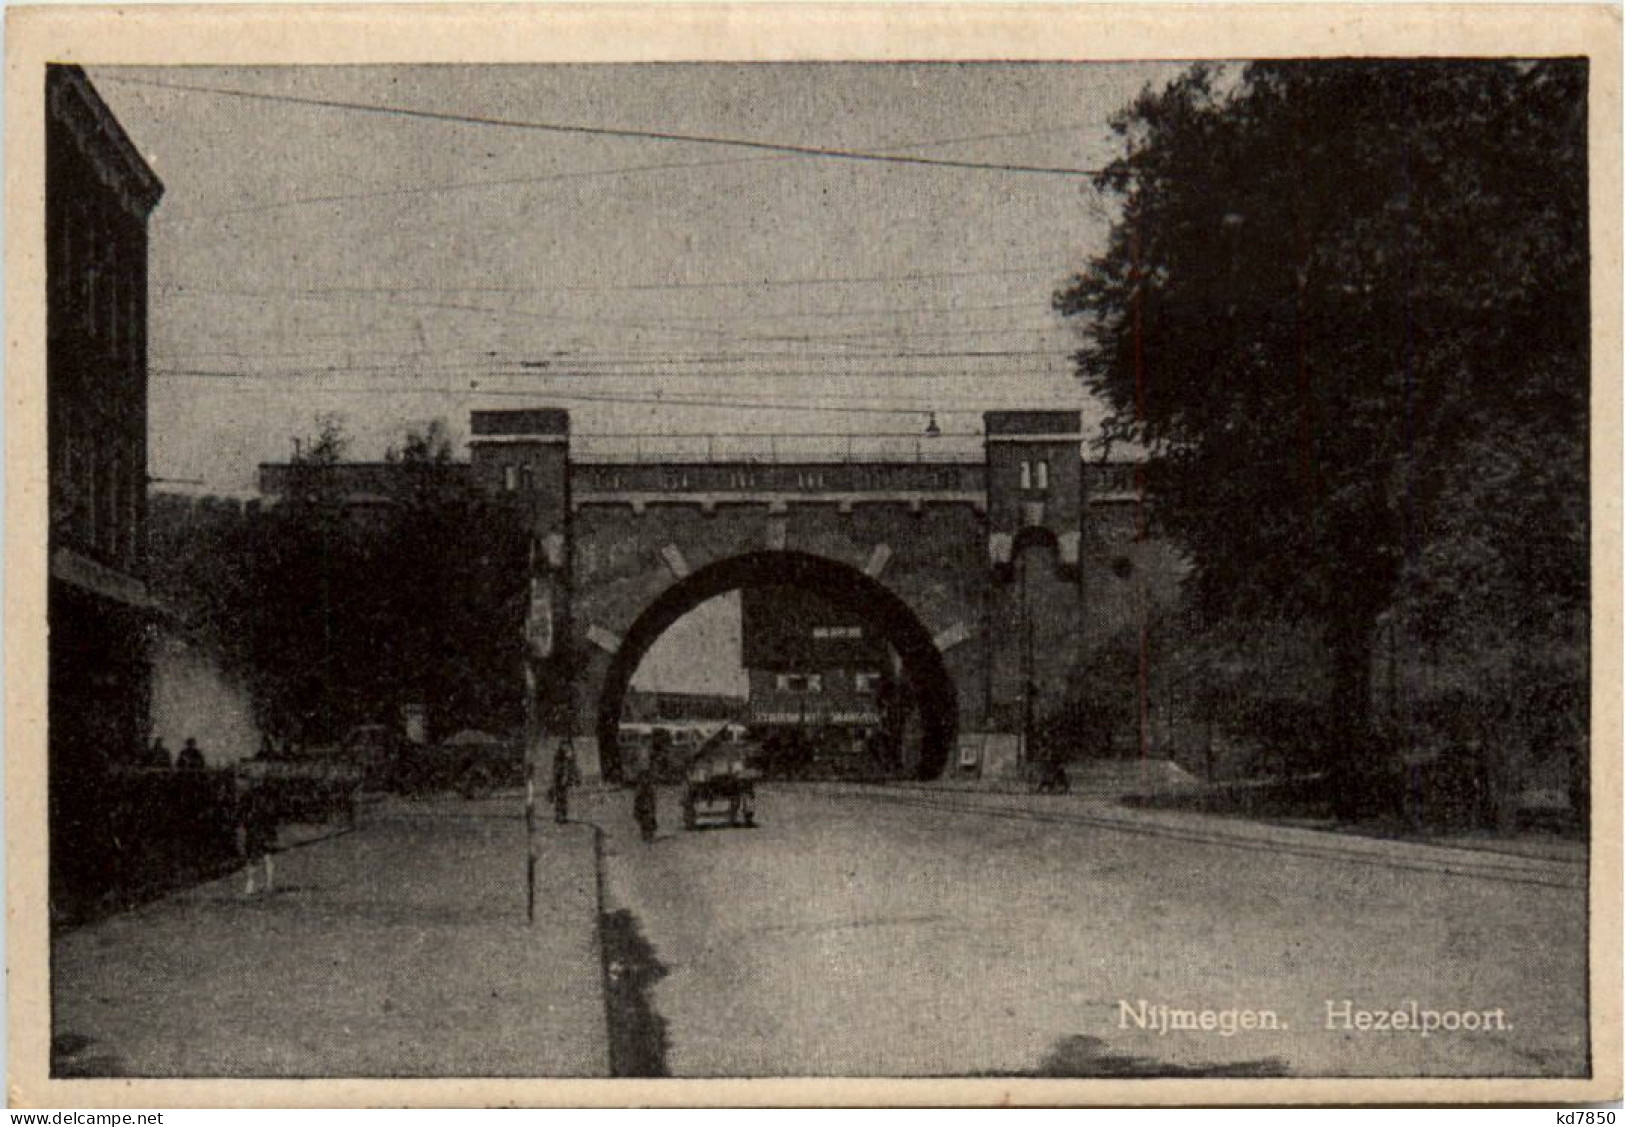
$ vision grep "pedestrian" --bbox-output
[237,781,278,895]
[146,737,171,769]
[550,740,581,823]
[176,737,206,771]
[633,773,658,842]
[651,728,672,780]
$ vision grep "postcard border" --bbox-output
[6,3,1620,1107]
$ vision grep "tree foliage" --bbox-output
[150,418,528,749]
[1057,60,1589,759]
[377,420,528,741]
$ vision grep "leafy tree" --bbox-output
[147,493,261,679]
[247,416,363,743]
[1035,641,1138,761]
[379,420,527,740]
[150,418,528,752]
[1057,61,1588,792]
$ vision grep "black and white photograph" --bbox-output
[9,4,1619,1106]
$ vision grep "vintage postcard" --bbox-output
[5,3,1620,1108]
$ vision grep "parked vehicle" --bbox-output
[235,757,362,824]
[287,723,402,791]
[339,724,402,789]
[394,730,521,797]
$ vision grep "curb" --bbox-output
[589,819,614,1079]
[804,783,1586,890]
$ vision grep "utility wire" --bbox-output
[155,381,1060,416]
[158,283,739,337]
[153,261,1063,297]
[102,75,1108,178]
[185,155,789,220]
[149,370,1083,415]
[169,121,1110,220]
[152,366,1077,403]
[154,346,1069,364]
[514,349,1078,366]
[748,323,1064,342]
[155,370,1079,392]
[156,282,1049,327]
[455,263,1062,293]
[155,287,1071,343]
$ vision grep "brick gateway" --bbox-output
[467,408,1151,781]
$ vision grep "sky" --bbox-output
[89,62,1186,691]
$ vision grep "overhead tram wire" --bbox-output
[147,351,1082,374]
[149,261,1071,299]
[156,284,740,338]
[102,75,1110,179]
[159,122,1113,221]
[747,324,1063,342]
[149,367,1079,405]
[147,371,1084,414]
[151,364,1075,400]
[149,343,1081,371]
[123,80,1097,379]
[489,364,1081,380]
[150,364,1082,389]
[295,263,1064,293]
[146,335,1085,362]
[156,288,1068,345]
[152,345,1071,364]
[492,347,1077,364]
[148,340,1081,374]
[149,300,1075,359]
[148,349,1074,371]
[153,282,1057,326]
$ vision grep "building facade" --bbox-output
[47,65,164,908]
[621,687,748,725]
[740,585,896,768]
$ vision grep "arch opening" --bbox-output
[595,550,958,782]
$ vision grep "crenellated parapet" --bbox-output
[571,460,984,512]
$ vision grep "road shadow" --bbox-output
[986,1034,1289,1078]
[51,1032,124,1078]
[599,907,670,1077]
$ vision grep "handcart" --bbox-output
[681,754,758,830]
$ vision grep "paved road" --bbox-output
[584,783,1589,1079]
[52,797,606,1078]
[50,785,1589,1082]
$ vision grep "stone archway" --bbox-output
[593,550,958,782]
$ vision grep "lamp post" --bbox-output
[524,536,539,925]
[1021,551,1036,768]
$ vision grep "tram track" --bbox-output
[800,782,1587,891]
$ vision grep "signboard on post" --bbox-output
[957,735,981,770]
[522,586,545,926]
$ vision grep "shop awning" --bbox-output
[51,547,162,613]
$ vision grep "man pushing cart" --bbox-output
[680,735,759,830]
